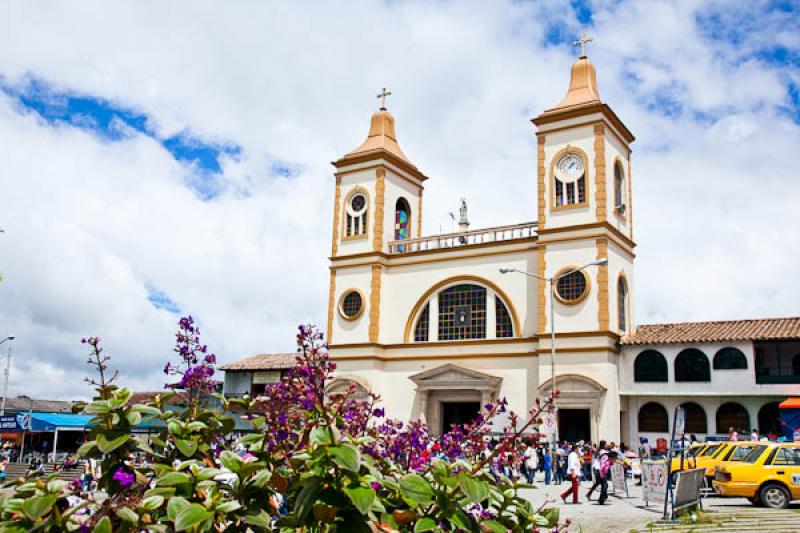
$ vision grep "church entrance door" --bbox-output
[441,402,480,433]
[559,408,591,443]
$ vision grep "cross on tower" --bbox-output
[377,87,392,110]
[573,32,593,58]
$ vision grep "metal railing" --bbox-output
[388,222,537,254]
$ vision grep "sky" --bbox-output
[0,0,798,399]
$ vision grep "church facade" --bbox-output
[223,53,799,446]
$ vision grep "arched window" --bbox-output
[716,403,750,434]
[680,402,708,433]
[495,297,513,338]
[713,347,748,370]
[758,402,781,435]
[617,276,628,333]
[394,197,411,241]
[438,284,486,340]
[634,350,668,382]
[414,304,429,342]
[638,402,668,432]
[344,189,368,238]
[674,348,710,382]
[554,152,587,207]
[614,160,625,209]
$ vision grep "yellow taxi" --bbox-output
[713,442,800,509]
[671,441,760,481]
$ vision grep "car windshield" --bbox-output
[729,445,757,461]
[741,445,768,463]
[700,445,720,457]
[687,446,704,458]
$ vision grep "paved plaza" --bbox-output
[520,478,800,533]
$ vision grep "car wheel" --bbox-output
[759,483,790,509]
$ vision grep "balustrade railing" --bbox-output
[388,222,537,254]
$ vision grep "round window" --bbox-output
[339,290,364,319]
[555,270,589,303]
[350,194,366,213]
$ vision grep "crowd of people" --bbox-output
[489,438,629,505]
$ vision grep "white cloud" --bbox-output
[0,0,798,399]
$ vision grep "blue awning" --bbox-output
[0,413,93,432]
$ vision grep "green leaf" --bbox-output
[414,517,438,533]
[215,500,242,513]
[248,468,272,489]
[310,425,338,446]
[448,509,476,532]
[174,503,211,531]
[399,474,435,506]
[131,404,162,416]
[133,436,154,454]
[125,411,143,426]
[167,419,183,436]
[459,473,489,504]
[76,440,97,456]
[96,433,129,454]
[219,450,243,474]
[244,509,273,529]
[144,487,176,499]
[167,496,191,522]
[482,520,508,533]
[538,507,560,528]
[116,506,139,523]
[22,494,57,521]
[141,495,165,510]
[93,516,112,533]
[294,476,322,523]
[174,438,198,458]
[84,400,110,414]
[329,444,360,473]
[158,471,192,486]
[344,486,376,515]
[187,421,208,432]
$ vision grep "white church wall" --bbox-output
[607,241,634,333]
[543,239,600,333]
[604,130,631,238]
[378,249,539,344]
[382,171,421,248]
[331,264,373,344]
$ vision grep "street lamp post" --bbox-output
[0,336,15,416]
[500,259,607,445]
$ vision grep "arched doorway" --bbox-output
[539,374,606,443]
[758,402,781,436]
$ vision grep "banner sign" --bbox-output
[0,414,30,432]
[674,407,685,439]
[673,468,705,511]
[642,460,668,505]
[540,413,556,436]
[610,461,627,496]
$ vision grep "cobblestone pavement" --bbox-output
[519,477,800,533]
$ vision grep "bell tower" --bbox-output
[532,39,637,337]
[326,90,428,345]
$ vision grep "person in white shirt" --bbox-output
[560,444,582,504]
[523,444,538,484]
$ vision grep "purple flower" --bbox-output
[112,467,135,488]
[373,407,385,418]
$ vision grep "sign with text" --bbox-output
[0,414,29,432]
[610,461,627,496]
[673,468,705,512]
[674,406,685,439]
[540,413,556,436]
[642,460,667,505]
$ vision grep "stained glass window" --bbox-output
[618,277,628,332]
[495,297,513,338]
[438,284,486,340]
[614,161,624,207]
[345,191,368,237]
[340,291,363,319]
[414,303,429,342]
[394,198,411,252]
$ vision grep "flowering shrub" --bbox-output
[0,318,568,532]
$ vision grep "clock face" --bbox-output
[557,153,584,180]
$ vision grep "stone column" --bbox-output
[418,390,429,424]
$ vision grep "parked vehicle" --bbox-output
[713,442,800,509]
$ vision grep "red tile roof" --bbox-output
[219,353,298,371]
[622,317,800,346]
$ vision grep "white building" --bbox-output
[223,52,800,445]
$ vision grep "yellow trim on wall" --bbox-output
[594,123,607,223]
[596,237,609,330]
[627,157,634,241]
[326,270,336,343]
[553,265,592,305]
[338,287,366,321]
[537,134,546,229]
[331,176,342,256]
[342,185,370,241]
[549,145,591,212]
[402,275,522,343]
[368,265,382,342]
[537,245,547,334]
[372,169,386,252]
[417,193,423,239]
